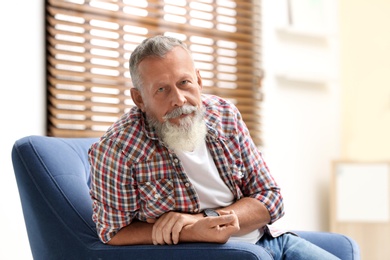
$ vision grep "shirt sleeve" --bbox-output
[89,138,138,243]
[235,108,285,224]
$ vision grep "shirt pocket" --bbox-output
[138,179,175,218]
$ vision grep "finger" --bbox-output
[217,209,236,216]
[205,214,236,227]
[153,215,170,245]
[220,211,240,233]
[213,210,239,228]
[229,210,240,226]
[218,220,240,235]
[163,213,186,245]
[171,218,185,244]
[218,216,240,234]
[162,228,173,245]
[153,213,176,245]
[161,213,189,245]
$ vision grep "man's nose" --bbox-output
[170,87,187,107]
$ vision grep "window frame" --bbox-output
[45,0,263,145]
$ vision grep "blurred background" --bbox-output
[1,0,389,259]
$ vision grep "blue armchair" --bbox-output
[11,135,360,259]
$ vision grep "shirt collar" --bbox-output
[139,111,160,140]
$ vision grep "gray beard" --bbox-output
[147,105,207,152]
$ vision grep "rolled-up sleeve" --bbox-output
[236,111,284,223]
[89,138,137,243]
[247,158,284,224]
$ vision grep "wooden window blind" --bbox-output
[46,0,263,145]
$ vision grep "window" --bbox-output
[46,0,263,145]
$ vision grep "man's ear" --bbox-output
[196,69,203,90]
[130,88,145,112]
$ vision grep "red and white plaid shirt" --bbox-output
[89,94,285,243]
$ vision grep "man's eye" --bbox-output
[181,80,189,85]
[157,87,165,92]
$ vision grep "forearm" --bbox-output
[107,212,240,246]
[107,220,154,245]
[107,214,206,245]
[217,197,270,235]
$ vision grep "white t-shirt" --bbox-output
[175,141,262,244]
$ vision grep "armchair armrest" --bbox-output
[89,242,272,260]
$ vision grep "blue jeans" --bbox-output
[256,233,340,260]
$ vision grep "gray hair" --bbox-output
[129,35,193,90]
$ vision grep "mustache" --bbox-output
[163,105,198,120]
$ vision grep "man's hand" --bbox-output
[183,210,240,244]
[147,210,240,245]
[147,211,201,245]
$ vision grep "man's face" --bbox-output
[131,46,203,126]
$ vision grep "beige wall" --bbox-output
[341,0,390,160]
[339,1,390,259]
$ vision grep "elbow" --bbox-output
[105,233,127,246]
[106,239,119,246]
[106,236,116,245]
[99,232,120,246]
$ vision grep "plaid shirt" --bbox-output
[89,94,284,243]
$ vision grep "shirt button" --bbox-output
[154,194,160,199]
[185,182,190,187]
[146,182,151,186]
[173,158,179,164]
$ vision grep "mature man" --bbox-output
[89,35,339,259]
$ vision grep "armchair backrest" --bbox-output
[12,136,99,259]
